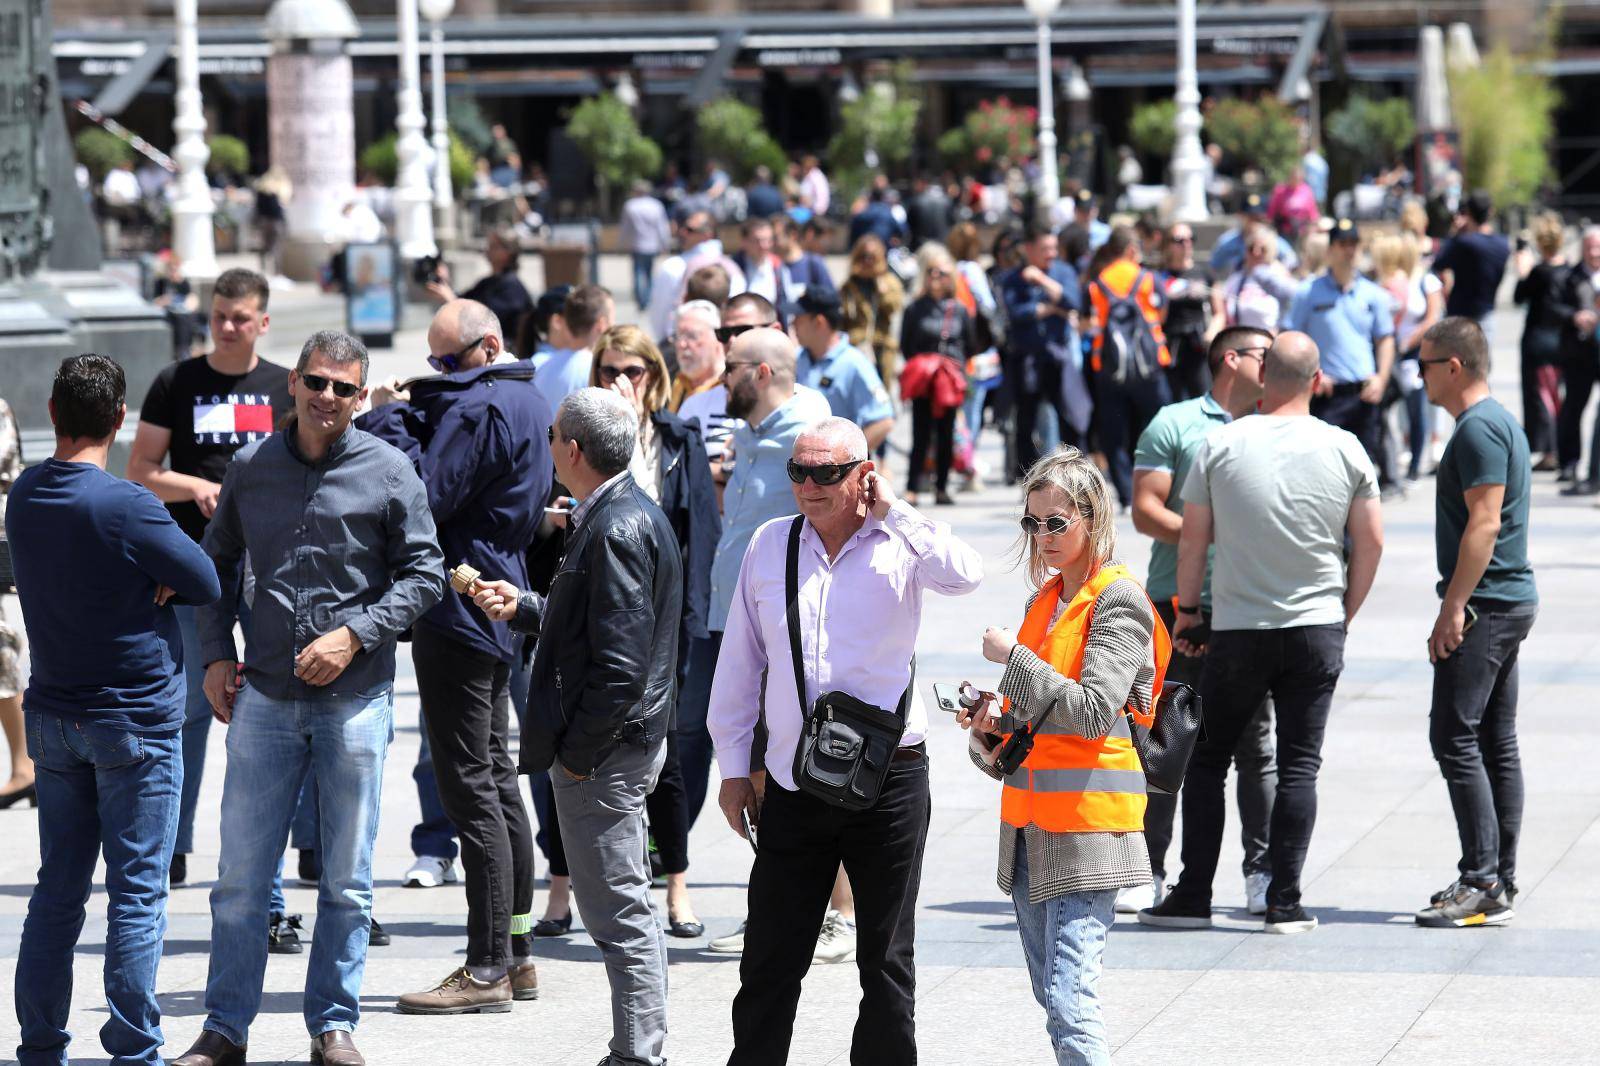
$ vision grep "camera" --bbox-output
[412,254,443,286]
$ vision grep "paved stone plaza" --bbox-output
[1,267,1597,1064]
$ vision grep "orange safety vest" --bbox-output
[1087,259,1172,373]
[999,564,1172,834]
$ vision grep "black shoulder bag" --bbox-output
[1129,681,1204,795]
[786,516,912,811]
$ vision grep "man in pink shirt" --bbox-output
[709,416,982,1065]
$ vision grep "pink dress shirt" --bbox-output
[708,501,983,791]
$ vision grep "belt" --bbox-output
[894,742,927,764]
[1328,381,1366,395]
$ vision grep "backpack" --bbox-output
[1092,269,1164,383]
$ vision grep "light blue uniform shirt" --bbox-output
[532,348,591,414]
[1286,273,1395,385]
[708,395,814,631]
[796,336,893,429]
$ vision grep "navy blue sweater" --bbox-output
[5,459,221,733]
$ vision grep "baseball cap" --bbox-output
[1330,217,1361,243]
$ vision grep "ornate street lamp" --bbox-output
[1171,0,1209,222]
[419,0,455,243]
[394,0,437,261]
[171,0,219,278]
[1023,0,1062,222]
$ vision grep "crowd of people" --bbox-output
[0,137,1577,1065]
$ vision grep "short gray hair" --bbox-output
[796,416,867,462]
[676,299,721,331]
[298,330,369,385]
[556,387,637,478]
[452,299,503,346]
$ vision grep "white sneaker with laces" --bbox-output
[404,855,460,889]
[1115,881,1160,914]
[812,909,857,965]
[1246,872,1271,915]
[708,921,747,955]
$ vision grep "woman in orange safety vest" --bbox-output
[958,447,1169,1065]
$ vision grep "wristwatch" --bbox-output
[1176,604,1201,616]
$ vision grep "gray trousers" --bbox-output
[552,738,669,1066]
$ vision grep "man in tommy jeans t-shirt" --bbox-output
[127,268,292,889]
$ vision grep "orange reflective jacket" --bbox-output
[999,565,1171,834]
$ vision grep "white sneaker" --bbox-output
[708,921,746,955]
[1246,872,1271,915]
[1115,881,1160,914]
[812,909,857,965]
[404,855,459,889]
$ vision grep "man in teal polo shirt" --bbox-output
[1129,324,1276,915]
[792,288,895,450]
[1286,219,1395,468]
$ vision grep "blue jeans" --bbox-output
[1011,847,1117,1066]
[201,685,392,1044]
[173,601,251,856]
[632,252,656,308]
[961,377,996,452]
[409,726,458,861]
[16,712,182,1066]
[269,770,321,917]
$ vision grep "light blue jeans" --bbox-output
[200,684,393,1045]
[1010,847,1118,1066]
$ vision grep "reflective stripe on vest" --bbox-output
[998,564,1171,834]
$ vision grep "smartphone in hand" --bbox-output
[741,808,759,854]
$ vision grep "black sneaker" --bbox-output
[1263,904,1318,934]
[268,912,304,954]
[1415,879,1513,928]
[1503,880,1519,908]
[297,849,321,886]
[369,918,391,946]
[1136,894,1212,929]
[169,852,187,886]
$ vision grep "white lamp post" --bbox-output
[1024,0,1062,223]
[419,0,455,243]
[394,0,436,261]
[1171,0,1208,222]
[170,0,219,278]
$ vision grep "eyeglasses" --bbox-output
[1233,346,1269,362]
[716,323,759,346]
[299,373,361,399]
[1418,356,1456,371]
[786,459,863,486]
[1019,513,1079,537]
[721,360,761,380]
[598,364,648,385]
[925,268,950,279]
[1169,235,1194,244]
[427,336,486,374]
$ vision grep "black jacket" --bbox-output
[652,410,720,643]
[1552,262,1599,360]
[512,473,683,777]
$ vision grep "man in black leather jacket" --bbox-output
[470,385,682,1066]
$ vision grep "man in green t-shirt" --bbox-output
[1129,324,1275,915]
[1414,317,1538,930]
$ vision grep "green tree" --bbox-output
[1205,96,1300,184]
[1128,99,1178,162]
[937,97,1037,168]
[74,127,133,179]
[358,132,477,193]
[1450,47,1558,208]
[447,97,495,158]
[565,94,662,212]
[828,68,922,198]
[206,134,250,180]
[697,97,786,183]
[1325,95,1415,177]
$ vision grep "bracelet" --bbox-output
[1176,604,1201,616]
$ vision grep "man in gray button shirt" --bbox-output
[175,331,445,1066]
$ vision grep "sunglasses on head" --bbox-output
[299,373,361,399]
[1019,513,1079,537]
[427,335,487,375]
[716,323,759,346]
[598,364,648,385]
[786,459,863,486]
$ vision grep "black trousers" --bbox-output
[1520,329,1562,456]
[1094,371,1172,506]
[730,759,931,1066]
[413,626,536,965]
[1556,350,1600,478]
[1170,624,1345,913]
[1011,354,1083,481]
[644,727,690,874]
[1429,602,1537,887]
[1144,603,1275,882]
[1312,387,1382,471]
[907,397,957,495]
[1169,330,1212,402]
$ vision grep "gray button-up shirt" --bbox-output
[199,422,446,700]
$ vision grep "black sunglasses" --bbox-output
[299,373,361,399]
[598,364,648,385]
[1019,513,1079,537]
[722,360,762,380]
[786,459,863,486]
[716,323,759,346]
[428,335,486,374]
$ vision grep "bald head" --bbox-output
[732,327,796,385]
[428,299,503,370]
[1264,331,1321,393]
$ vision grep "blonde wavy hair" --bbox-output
[1012,447,1118,591]
[590,324,671,414]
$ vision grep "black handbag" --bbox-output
[1128,680,1204,795]
[0,538,12,593]
[785,516,912,811]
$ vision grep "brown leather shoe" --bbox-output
[395,966,513,1015]
[509,960,539,1002]
[310,1030,364,1066]
[172,1030,246,1066]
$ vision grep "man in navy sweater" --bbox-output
[6,354,220,1066]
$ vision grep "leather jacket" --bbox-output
[511,473,683,777]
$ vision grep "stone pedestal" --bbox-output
[267,48,357,282]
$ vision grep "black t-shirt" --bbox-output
[140,355,293,541]
[1432,231,1510,319]
[462,271,535,349]
[1161,266,1215,338]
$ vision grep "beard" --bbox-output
[726,376,758,420]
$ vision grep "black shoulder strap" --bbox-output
[786,515,807,713]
